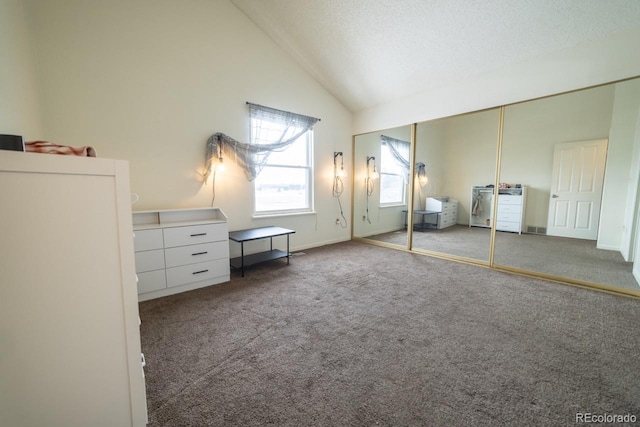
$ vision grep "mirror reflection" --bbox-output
[353,125,412,248]
[496,78,640,291]
[412,108,500,262]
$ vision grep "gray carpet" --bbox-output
[139,241,640,426]
[369,225,638,290]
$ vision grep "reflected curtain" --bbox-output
[381,135,410,180]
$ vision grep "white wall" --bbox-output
[353,27,640,134]
[23,0,353,253]
[0,0,42,139]
[599,80,640,250]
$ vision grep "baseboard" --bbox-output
[291,237,352,252]
[596,243,621,252]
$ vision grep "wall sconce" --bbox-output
[215,140,225,172]
[334,151,345,178]
[416,162,428,187]
[366,156,379,179]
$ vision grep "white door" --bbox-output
[547,139,608,240]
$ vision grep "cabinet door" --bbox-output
[0,153,146,427]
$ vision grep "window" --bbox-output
[251,105,315,214]
[379,143,406,205]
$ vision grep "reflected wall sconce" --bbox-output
[416,162,428,187]
[365,156,378,224]
[334,151,345,178]
[333,151,347,227]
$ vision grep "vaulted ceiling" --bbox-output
[231,0,640,113]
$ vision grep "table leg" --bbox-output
[286,234,290,265]
[240,241,245,277]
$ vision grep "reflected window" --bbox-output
[380,139,409,205]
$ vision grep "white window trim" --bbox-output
[253,131,314,215]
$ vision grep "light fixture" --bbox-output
[416,162,428,187]
[366,156,379,179]
[333,152,347,227]
[334,151,345,177]
[216,140,225,172]
[365,156,378,224]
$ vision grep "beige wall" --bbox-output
[353,126,411,238]
[501,85,614,229]
[19,0,353,253]
[415,109,500,225]
[0,0,42,138]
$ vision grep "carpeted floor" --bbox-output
[139,241,640,426]
[368,225,638,290]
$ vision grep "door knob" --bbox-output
[552,194,559,198]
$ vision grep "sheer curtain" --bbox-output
[204,103,320,181]
[380,135,410,180]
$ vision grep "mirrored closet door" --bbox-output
[412,108,500,263]
[353,125,412,249]
[495,78,640,293]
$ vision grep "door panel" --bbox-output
[547,139,608,240]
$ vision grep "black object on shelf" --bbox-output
[0,134,25,152]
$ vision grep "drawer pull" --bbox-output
[192,269,209,275]
[190,232,207,237]
[192,251,208,256]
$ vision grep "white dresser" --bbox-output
[132,208,230,301]
[425,197,458,229]
[495,188,527,234]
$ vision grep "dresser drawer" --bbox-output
[163,223,227,248]
[498,203,521,214]
[495,212,521,222]
[496,221,521,232]
[134,229,163,252]
[439,216,456,228]
[498,195,521,205]
[164,241,230,269]
[166,259,230,287]
[134,249,165,273]
[137,269,167,294]
[441,202,457,212]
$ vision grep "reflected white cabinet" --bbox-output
[470,186,526,233]
[0,152,147,427]
[426,197,458,229]
[133,208,230,302]
[496,188,527,234]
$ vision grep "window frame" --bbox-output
[379,143,407,206]
[253,129,314,216]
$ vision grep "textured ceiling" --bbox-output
[231,0,640,113]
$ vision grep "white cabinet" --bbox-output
[132,208,230,301]
[496,189,527,234]
[470,186,526,233]
[0,151,147,427]
[425,197,458,229]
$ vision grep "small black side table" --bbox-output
[402,210,439,231]
[228,226,295,277]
